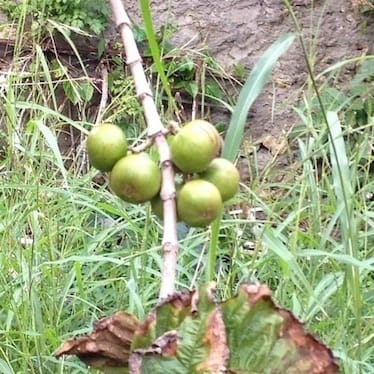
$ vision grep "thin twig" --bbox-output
[95,61,109,125]
[109,0,179,299]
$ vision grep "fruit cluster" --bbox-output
[86,120,240,227]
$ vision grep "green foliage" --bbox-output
[133,9,227,107]
[0,0,110,35]
[107,56,144,127]
[0,1,373,373]
[296,58,374,130]
[63,79,94,105]
[206,33,295,283]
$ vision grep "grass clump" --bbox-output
[0,0,110,36]
[0,1,373,373]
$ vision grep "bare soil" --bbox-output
[120,1,372,173]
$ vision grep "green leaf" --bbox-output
[131,290,195,350]
[139,0,175,107]
[63,80,93,104]
[136,285,228,374]
[221,286,283,371]
[222,33,295,162]
[97,38,106,58]
[205,81,222,100]
[221,284,339,373]
[63,81,79,105]
[174,81,198,98]
[30,119,68,185]
[78,80,94,102]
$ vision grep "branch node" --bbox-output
[126,57,143,67]
[116,22,132,33]
[161,160,174,169]
[137,91,153,103]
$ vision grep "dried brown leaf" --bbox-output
[260,134,288,155]
[55,311,139,369]
[277,308,339,374]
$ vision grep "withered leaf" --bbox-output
[196,308,229,373]
[55,311,139,370]
[222,283,339,374]
[260,134,288,155]
[56,284,339,374]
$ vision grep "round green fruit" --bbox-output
[150,194,164,220]
[87,123,127,172]
[200,158,240,201]
[177,179,222,227]
[170,120,220,173]
[110,153,161,203]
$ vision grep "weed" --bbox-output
[0,0,110,36]
[0,0,372,372]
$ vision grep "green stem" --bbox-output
[205,216,221,282]
[139,0,178,113]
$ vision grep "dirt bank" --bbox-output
[117,0,373,141]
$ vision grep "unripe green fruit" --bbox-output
[177,179,222,227]
[170,120,220,173]
[110,153,161,203]
[87,124,128,172]
[200,158,240,201]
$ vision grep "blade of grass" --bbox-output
[326,111,361,316]
[0,359,15,374]
[35,45,58,111]
[47,20,89,77]
[31,119,68,186]
[296,250,374,271]
[259,226,312,293]
[14,102,88,134]
[222,33,295,162]
[207,33,295,282]
[139,0,176,111]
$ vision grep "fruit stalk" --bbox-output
[109,0,178,299]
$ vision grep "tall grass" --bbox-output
[0,1,372,373]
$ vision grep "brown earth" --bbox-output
[116,0,373,173]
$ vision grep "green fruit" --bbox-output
[110,153,161,203]
[170,120,220,173]
[150,194,164,220]
[200,158,240,201]
[87,124,127,172]
[177,179,222,227]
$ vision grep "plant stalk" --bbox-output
[109,0,179,299]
